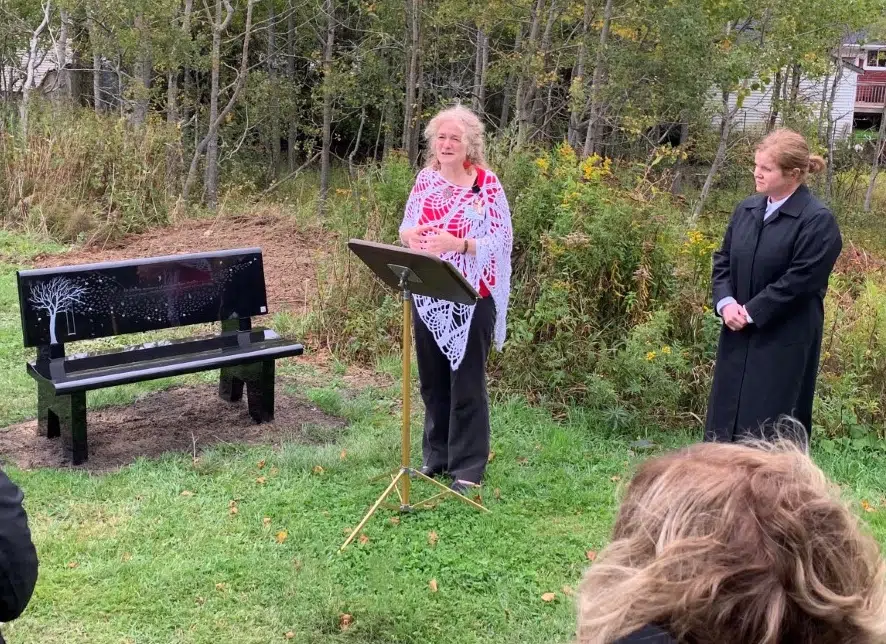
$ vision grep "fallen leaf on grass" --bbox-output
[494,488,501,500]
[215,583,226,591]
[270,467,279,476]
[428,531,438,546]
[256,476,267,485]
[285,632,295,639]
[516,457,529,465]
[313,465,325,475]
[195,596,205,605]
[257,459,266,469]
[276,530,288,544]
[340,450,348,460]
[586,550,597,561]
[121,552,131,562]
[487,451,496,462]
[67,561,78,569]
[541,592,557,602]
[359,534,369,545]
[339,613,353,631]
[610,475,621,482]
[229,500,238,516]
[862,500,877,513]
[389,517,400,525]
[562,585,574,596]
[429,579,438,592]
[263,517,272,527]
[180,490,194,497]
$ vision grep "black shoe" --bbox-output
[450,479,479,495]
[417,465,444,478]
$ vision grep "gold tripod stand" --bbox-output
[340,246,489,551]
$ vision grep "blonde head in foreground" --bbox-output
[577,440,886,644]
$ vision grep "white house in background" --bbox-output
[840,35,886,131]
[712,57,861,140]
[0,43,74,99]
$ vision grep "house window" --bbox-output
[866,50,886,67]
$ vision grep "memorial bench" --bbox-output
[16,247,304,464]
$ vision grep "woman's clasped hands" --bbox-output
[722,302,750,331]
[400,224,463,255]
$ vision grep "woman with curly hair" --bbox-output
[577,439,886,643]
[398,104,513,494]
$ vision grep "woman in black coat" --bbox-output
[704,129,842,443]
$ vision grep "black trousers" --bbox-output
[413,297,495,484]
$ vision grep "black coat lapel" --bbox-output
[763,184,811,227]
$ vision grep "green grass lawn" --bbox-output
[2,233,886,643]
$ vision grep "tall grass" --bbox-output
[1,102,178,242]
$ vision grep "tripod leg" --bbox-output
[412,470,490,513]
[341,470,405,550]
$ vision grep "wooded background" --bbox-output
[3,0,885,214]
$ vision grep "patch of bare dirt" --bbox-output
[0,381,347,473]
[32,208,323,315]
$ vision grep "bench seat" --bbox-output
[28,329,303,394]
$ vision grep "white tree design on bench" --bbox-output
[29,277,87,344]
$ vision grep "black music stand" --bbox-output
[340,239,489,550]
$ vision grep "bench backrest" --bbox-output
[17,248,268,348]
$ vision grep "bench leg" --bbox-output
[37,380,60,439]
[219,369,245,402]
[59,392,88,465]
[245,360,275,423]
[37,384,88,464]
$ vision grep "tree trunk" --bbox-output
[529,0,559,133]
[471,25,488,114]
[864,106,886,212]
[582,0,613,158]
[767,67,782,132]
[286,0,299,171]
[384,92,397,158]
[132,14,152,127]
[267,1,280,177]
[182,0,253,205]
[824,63,843,200]
[499,25,522,130]
[52,8,71,106]
[20,1,52,142]
[204,0,226,209]
[115,53,124,116]
[568,0,592,148]
[319,0,336,215]
[817,63,831,141]
[167,0,194,193]
[691,89,734,224]
[402,0,421,163]
[87,15,102,113]
[669,121,689,195]
[410,52,424,164]
[787,62,801,115]
[516,0,545,145]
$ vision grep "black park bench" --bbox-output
[16,248,304,465]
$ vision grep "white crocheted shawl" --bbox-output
[399,167,513,370]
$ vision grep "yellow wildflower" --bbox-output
[535,158,550,174]
[646,351,656,361]
[661,346,671,355]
